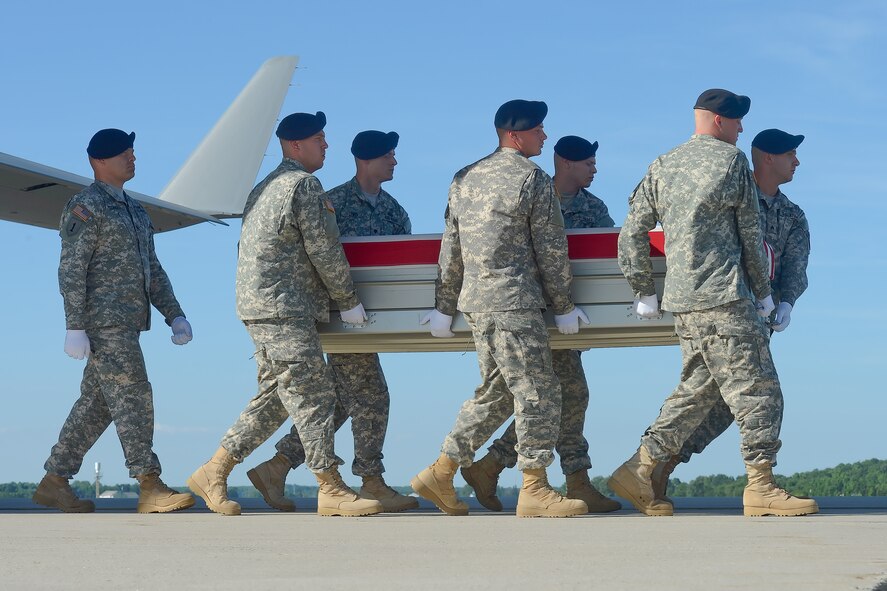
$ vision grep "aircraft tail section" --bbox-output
[158,56,299,217]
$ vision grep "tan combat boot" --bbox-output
[187,447,241,516]
[136,473,195,513]
[315,466,383,517]
[565,469,621,513]
[247,453,296,512]
[650,454,681,503]
[743,463,819,517]
[607,447,674,516]
[32,473,95,513]
[460,453,505,512]
[410,453,469,516]
[360,475,419,513]
[517,468,587,517]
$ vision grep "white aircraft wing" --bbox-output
[0,151,223,233]
[0,55,299,233]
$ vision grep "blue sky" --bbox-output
[1,1,884,489]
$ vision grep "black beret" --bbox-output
[87,129,135,159]
[351,130,399,160]
[276,111,326,140]
[752,128,805,154]
[494,99,548,131]
[554,136,598,161]
[694,89,751,119]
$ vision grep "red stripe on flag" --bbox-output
[341,231,665,267]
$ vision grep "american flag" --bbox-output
[72,204,92,222]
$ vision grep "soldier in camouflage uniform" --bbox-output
[650,128,811,500]
[33,129,195,514]
[187,112,382,517]
[609,89,817,517]
[463,136,619,513]
[248,130,418,513]
[411,100,589,518]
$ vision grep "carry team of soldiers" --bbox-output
[32,88,815,518]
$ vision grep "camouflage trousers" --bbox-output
[487,349,592,475]
[676,397,735,462]
[45,327,160,479]
[641,299,783,466]
[441,310,561,471]
[273,352,390,477]
[220,318,338,472]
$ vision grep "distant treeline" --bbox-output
[2,458,885,499]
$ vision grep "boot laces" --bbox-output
[328,468,358,497]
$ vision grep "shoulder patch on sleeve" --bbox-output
[71,203,93,222]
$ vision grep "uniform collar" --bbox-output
[95,180,127,203]
[348,176,384,204]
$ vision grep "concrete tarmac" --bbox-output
[1,497,886,590]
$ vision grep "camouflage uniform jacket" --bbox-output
[324,177,411,236]
[758,188,809,306]
[559,187,615,229]
[435,147,574,316]
[235,158,359,322]
[58,181,183,331]
[618,134,771,313]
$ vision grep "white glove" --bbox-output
[171,316,193,345]
[420,309,455,338]
[340,303,368,326]
[771,302,792,332]
[554,307,590,335]
[634,294,661,320]
[756,294,775,318]
[64,329,91,360]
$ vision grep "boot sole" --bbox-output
[137,496,196,514]
[246,469,296,512]
[744,505,819,517]
[371,499,420,513]
[460,468,503,512]
[318,505,384,517]
[517,508,586,518]
[608,475,673,517]
[186,477,241,516]
[410,475,468,516]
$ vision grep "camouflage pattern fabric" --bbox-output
[560,188,616,229]
[486,192,611,474]
[45,328,161,478]
[759,189,810,307]
[435,147,574,316]
[221,319,338,471]
[674,187,810,463]
[676,396,735,463]
[236,159,359,322]
[45,181,185,479]
[271,176,410,476]
[619,134,784,466]
[640,300,783,465]
[326,176,411,236]
[59,181,184,331]
[435,147,573,471]
[275,353,390,476]
[441,310,561,470]
[221,160,359,471]
[618,134,772,312]
[489,349,591,474]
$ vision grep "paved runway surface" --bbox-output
[2,497,886,590]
